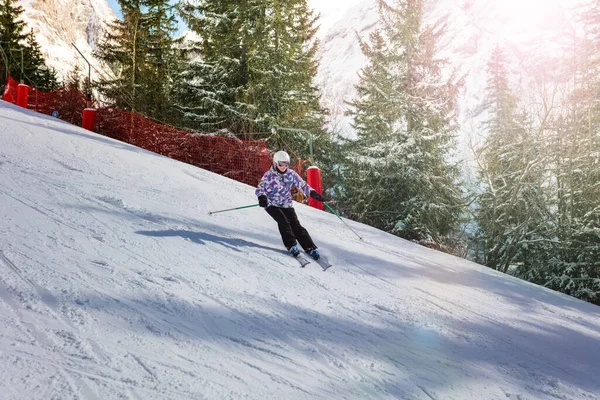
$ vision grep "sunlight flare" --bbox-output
[491,0,562,39]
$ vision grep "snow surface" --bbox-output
[0,100,599,400]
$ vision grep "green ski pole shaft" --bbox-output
[208,204,259,215]
[323,203,363,241]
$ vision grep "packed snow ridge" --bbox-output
[0,101,599,399]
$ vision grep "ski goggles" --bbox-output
[276,161,290,168]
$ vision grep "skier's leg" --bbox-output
[281,208,316,251]
[265,206,297,249]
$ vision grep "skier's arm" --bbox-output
[255,183,265,198]
[291,170,313,198]
[292,170,325,202]
[255,172,269,197]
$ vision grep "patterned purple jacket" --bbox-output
[255,167,313,208]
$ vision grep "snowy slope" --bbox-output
[0,101,599,400]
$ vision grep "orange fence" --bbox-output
[1,76,284,187]
[94,107,273,186]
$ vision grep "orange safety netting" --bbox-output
[28,86,88,126]
[2,76,282,187]
[94,107,273,186]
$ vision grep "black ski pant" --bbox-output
[265,206,316,251]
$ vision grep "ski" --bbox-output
[292,252,332,271]
[295,253,312,268]
[314,255,333,271]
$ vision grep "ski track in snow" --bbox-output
[0,102,599,399]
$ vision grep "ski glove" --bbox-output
[309,190,324,202]
[258,195,268,208]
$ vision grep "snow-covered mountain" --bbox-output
[314,0,580,150]
[1,89,600,399]
[18,0,115,81]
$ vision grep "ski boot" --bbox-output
[288,244,300,257]
[306,247,320,260]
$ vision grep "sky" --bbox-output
[1,99,599,399]
[106,0,121,18]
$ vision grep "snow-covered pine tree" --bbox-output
[178,0,326,139]
[339,0,464,249]
[540,1,600,303]
[95,0,180,122]
[0,0,57,89]
[474,45,549,274]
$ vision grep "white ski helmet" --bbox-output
[273,150,291,168]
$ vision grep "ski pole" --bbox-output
[208,204,259,215]
[323,203,363,241]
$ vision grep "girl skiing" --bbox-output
[256,151,324,259]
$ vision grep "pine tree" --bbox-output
[94,0,144,111]
[95,0,181,122]
[178,0,326,140]
[539,1,600,303]
[339,0,464,248]
[474,46,550,274]
[138,0,182,122]
[54,64,87,124]
[0,0,57,89]
[22,30,58,89]
[0,0,27,81]
[65,64,83,91]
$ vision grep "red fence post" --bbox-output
[82,108,97,131]
[16,84,30,108]
[2,79,15,103]
[2,86,14,103]
[306,166,323,210]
